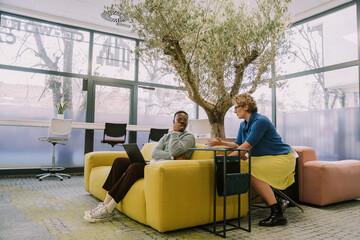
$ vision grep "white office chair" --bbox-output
[36,118,72,181]
[188,119,212,138]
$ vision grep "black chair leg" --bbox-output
[273,188,304,213]
[251,189,304,213]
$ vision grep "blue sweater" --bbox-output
[235,112,292,157]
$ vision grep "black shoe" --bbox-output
[258,203,287,227]
[278,198,290,214]
[275,194,290,214]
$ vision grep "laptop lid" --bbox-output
[123,143,147,164]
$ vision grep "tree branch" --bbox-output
[230,49,259,97]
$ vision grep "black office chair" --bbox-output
[101,123,127,150]
[148,128,169,142]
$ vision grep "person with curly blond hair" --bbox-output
[211,93,296,227]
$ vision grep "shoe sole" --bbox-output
[84,203,105,216]
[258,219,287,227]
[83,215,113,223]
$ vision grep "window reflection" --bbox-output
[278,5,357,75]
[0,14,90,74]
[137,87,195,126]
[138,52,178,86]
[277,67,359,161]
[92,33,135,80]
[0,69,86,168]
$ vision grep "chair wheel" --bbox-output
[60,179,63,181]
[39,179,42,181]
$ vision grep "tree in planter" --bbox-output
[107,0,291,137]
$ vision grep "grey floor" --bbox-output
[0,175,359,240]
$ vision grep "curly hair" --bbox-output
[232,93,258,114]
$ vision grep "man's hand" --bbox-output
[173,122,185,132]
[175,153,188,160]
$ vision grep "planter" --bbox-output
[57,114,65,119]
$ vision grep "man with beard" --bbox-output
[84,111,195,222]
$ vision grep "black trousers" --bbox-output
[102,157,146,203]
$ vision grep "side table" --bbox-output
[189,147,251,238]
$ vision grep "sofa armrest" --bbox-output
[84,151,128,192]
[292,146,318,202]
[144,160,213,232]
[144,159,249,232]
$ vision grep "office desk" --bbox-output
[0,118,171,151]
[0,118,171,132]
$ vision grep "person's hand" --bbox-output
[212,137,223,146]
[173,122,186,132]
[175,153,188,160]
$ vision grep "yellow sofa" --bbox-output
[84,143,249,232]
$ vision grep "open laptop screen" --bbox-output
[122,144,147,164]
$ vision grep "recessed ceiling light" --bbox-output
[101,10,129,24]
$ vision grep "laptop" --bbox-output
[123,143,148,164]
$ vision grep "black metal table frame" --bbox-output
[190,147,251,238]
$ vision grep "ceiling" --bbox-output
[0,0,353,37]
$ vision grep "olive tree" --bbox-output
[108,0,291,137]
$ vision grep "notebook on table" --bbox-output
[122,143,148,164]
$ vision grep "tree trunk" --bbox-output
[206,110,226,138]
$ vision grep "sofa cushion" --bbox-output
[89,166,147,225]
[303,160,360,206]
[141,142,157,161]
[117,178,147,225]
[89,166,110,201]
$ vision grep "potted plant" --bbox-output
[56,102,67,119]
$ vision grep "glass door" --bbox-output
[93,83,132,151]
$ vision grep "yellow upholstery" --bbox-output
[84,143,249,232]
[84,151,127,192]
[141,142,157,161]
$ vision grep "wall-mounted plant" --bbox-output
[56,102,67,114]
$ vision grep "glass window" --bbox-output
[0,69,86,168]
[93,85,131,151]
[94,85,131,123]
[0,14,90,74]
[138,53,178,86]
[278,5,357,75]
[277,66,358,112]
[221,85,273,138]
[137,87,195,125]
[137,87,196,145]
[0,69,87,120]
[92,33,135,80]
[276,67,360,161]
[0,125,85,168]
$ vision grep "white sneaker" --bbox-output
[84,205,114,223]
[84,202,105,216]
